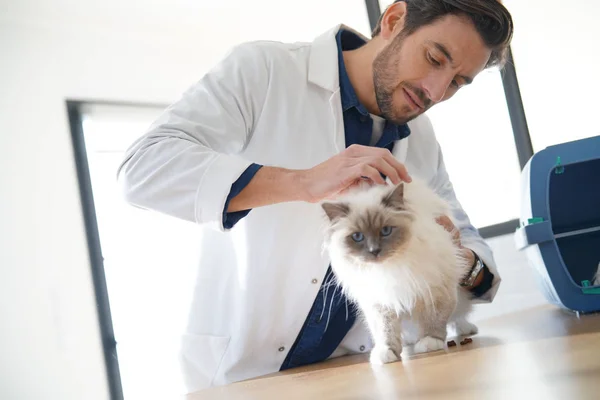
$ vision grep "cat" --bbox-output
[320,178,477,365]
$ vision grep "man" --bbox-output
[117,0,513,393]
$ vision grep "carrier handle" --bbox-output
[514,219,554,251]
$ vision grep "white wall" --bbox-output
[0,1,369,399]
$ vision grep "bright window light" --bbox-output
[426,69,521,228]
[82,104,202,399]
[503,0,600,152]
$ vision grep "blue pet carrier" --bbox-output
[515,135,600,313]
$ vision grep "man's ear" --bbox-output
[321,202,350,222]
[380,1,407,39]
[382,183,404,210]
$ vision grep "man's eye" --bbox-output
[427,53,441,66]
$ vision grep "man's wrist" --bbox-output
[227,166,308,213]
[460,250,484,288]
[469,263,485,288]
[461,250,495,298]
[289,168,314,203]
[469,265,495,298]
[463,247,476,267]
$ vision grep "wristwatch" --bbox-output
[460,251,484,288]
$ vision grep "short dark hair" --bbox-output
[371,0,514,68]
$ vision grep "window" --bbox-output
[504,0,600,152]
[81,104,202,399]
[426,70,522,228]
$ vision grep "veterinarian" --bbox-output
[117,0,514,393]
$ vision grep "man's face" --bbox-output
[373,14,492,125]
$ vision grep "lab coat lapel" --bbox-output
[308,24,371,154]
[329,90,346,152]
[307,23,369,92]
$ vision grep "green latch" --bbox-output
[581,280,600,294]
[555,156,565,174]
[527,217,544,225]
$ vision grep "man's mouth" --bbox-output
[403,88,424,110]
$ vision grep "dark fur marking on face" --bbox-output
[382,184,405,210]
[322,202,350,222]
[344,206,411,263]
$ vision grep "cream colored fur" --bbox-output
[322,178,477,364]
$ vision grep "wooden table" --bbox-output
[188,304,600,400]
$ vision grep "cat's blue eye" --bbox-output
[351,232,364,242]
[381,226,393,236]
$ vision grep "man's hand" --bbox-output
[435,215,483,288]
[228,145,411,213]
[298,144,412,203]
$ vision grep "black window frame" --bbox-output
[67,100,123,400]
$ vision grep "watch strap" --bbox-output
[460,251,484,287]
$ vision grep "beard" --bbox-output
[372,34,431,125]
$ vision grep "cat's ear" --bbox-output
[382,183,404,210]
[321,202,350,222]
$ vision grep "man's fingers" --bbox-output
[345,145,412,183]
[356,164,386,186]
[366,157,401,184]
[436,215,460,243]
[436,216,453,231]
[381,151,412,183]
[453,231,461,245]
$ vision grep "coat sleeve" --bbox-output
[432,146,501,303]
[116,42,269,232]
[410,114,501,303]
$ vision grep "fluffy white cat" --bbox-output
[321,178,477,365]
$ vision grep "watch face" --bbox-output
[461,261,482,287]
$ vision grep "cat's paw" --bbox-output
[413,336,445,354]
[454,320,478,336]
[369,345,401,365]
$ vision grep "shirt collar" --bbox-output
[335,29,411,140]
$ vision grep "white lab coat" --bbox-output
[117,24,500,393]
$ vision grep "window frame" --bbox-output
[67,100,124,400]
[68,99,172,400]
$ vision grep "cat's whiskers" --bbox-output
[318,269,334,322]
[345,298,349,321]
[324,284,339,332]
[321,280,338,289]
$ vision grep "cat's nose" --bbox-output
[369,248,381,257]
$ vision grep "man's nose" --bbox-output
[422,74,454,103]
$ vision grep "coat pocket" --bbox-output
[179,333,231,393]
